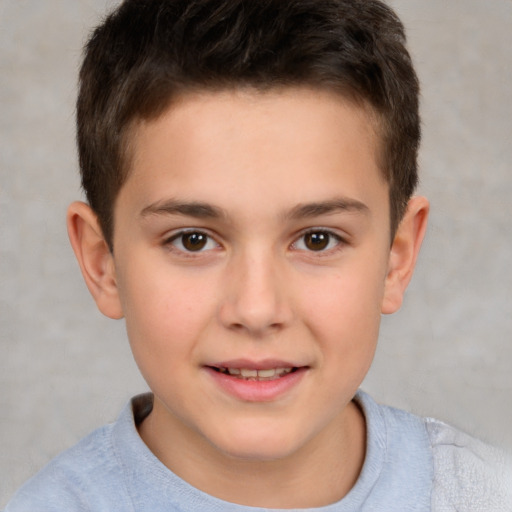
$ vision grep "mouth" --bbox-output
[208,366,298,381]
[204,360,309,401]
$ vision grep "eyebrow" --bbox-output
[286,198,370,220]
[140,197,369,221]
[140,199,225,219]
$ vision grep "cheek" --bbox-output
[308,260,385,312]
[116,260,219,364]
[298,257,387,353]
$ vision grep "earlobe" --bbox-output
[381,196,429,315]
[67,201,124,319]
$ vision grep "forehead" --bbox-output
[119,87,388,221]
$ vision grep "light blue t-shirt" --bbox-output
[4,391,512,511]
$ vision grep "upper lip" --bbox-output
[206,358,306,370]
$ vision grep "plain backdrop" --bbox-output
[1,0,511,506]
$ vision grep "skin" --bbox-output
[68,88,428,508]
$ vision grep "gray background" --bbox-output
[1,0,511,505]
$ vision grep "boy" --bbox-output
[5,0,511,510]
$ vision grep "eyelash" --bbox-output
[163,228,346,256]
[164,229,220,255]
[291,229,345,254]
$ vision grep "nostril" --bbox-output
[217,278,293,334]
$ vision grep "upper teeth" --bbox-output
[220,367,293,379]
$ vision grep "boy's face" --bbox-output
[92,88,421,463]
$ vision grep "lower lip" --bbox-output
[205,367,308,402]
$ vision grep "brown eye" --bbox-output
[181,232,208,251]
[293,230,342,253]
[168,231,218,253]
[304,232,330,251]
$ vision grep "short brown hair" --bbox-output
[77,0,420,248]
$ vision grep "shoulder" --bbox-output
[425,418,512,511]
[4,420,133,512]
[356,392,512,511]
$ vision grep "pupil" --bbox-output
[305,232,329,251]
[183,233,207,251]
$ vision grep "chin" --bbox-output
[207,421,308,462]
[218,442,299,463]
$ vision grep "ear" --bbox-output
[381,196,429,314]
[67,201,124,319]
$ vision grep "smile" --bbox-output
[205,362,308,401]
[213,367,295,381]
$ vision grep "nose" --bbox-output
[218,249,293,336]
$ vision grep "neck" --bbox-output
[138,399,366,508]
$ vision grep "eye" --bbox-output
[167,231,219,253]
[293,230,343,252]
